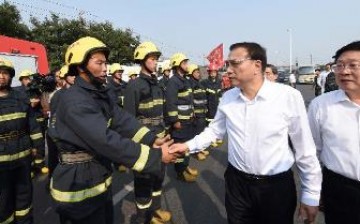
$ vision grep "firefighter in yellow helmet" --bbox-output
[15,69,49,176]
[107,63,127,107]
[158,65,171,92]
[188,64,210,161]
[17,69,33,90]
[47,64,75,180]
[164,53,198,182]
[128,69,138,82]
[0,57,45,223]
[49,37,179,224]
[123,41,171,224]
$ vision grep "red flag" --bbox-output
[206,43,224,69]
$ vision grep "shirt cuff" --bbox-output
[185,140,198,154]
[301,191,320,206]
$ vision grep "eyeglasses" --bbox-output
[332,62,360,72]
[225,58,252,68]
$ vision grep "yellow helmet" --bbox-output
[128,69,138,77]
[109,63,123,74]
[134,41,161,62]
[188,64,199,75]
[170,53,189,68]
[162,65,171,72]
[0,57,15,77]
[65,36,109,66]
[59,65,69,78]
[19,69,33,80]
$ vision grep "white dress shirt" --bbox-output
[319,71,330,93]
[186,79,322,206]
[308,89,360,181]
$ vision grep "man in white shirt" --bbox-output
[289,72,297,88]
[170,42,322,224]
[308,41,360,224]
[319,63,331,94]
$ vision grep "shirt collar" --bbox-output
[334,89,354,103]
[238,78,271,101]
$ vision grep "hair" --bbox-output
[266,64,278,74]
[229,42,267,71]
[315,68,321,72]
[333,41,360,61]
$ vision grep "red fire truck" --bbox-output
[0,35,49,86]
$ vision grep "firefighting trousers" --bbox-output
[133,163,166,224]
[193,117,207,135]
[58,196,113,224]
[0,162,33,224]
[171,123,194,174]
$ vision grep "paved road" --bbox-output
[33,83,325,224]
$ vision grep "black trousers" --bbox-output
[225,164,296,224]
[171,123,193,174]
[322,167,360,224]
[133,163,166,223]
[0,162,33,224]
[59,198,113,224]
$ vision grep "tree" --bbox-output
[30,14,140,69]
[0,1,31,39]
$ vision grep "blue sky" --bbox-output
[10,0,360,66]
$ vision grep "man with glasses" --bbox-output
[170,42,322,224]
[308,41,360,224]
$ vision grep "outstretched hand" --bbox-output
[153,134,171,148]
[169,143,189,155]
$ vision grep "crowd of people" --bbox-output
[0,36,359,224]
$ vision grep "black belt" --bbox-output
[0,130,27,141]
[228,163,292,182]
[323,167,360,187]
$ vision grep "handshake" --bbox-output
[152,135,190,163]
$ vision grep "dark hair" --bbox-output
[315,68,321,72]
[266,64,278,74]
[229,42,267,71]
[333,41,360,61]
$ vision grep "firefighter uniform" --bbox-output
[107,63,127,107]
[47,65,71,178]
[124,73,168,223]
[165,53,197,181]
[49,37,164,224]
[202,77,222,123]
[16,70,47,175]
[158,67,171,93]
[123,41,170,224]
[202,66,223,147]
[0,58,44,224]
[188,64,209,161]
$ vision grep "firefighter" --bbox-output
[123,41,171,224]
[0,57,45,224]
[108,63,127,107]
[16,70,48,176]
[49,36,178,224]
[16,69,33,92]
[158,66,171,92]
[188,64,209,161]
[165,53,198,182]
[202,64,223,147]
[47,65,75,179]
[128,69,138,82]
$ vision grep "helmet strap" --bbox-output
[80,65,105,88]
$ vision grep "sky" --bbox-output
[8,0,360,66]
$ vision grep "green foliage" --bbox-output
[0,1,140,70]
